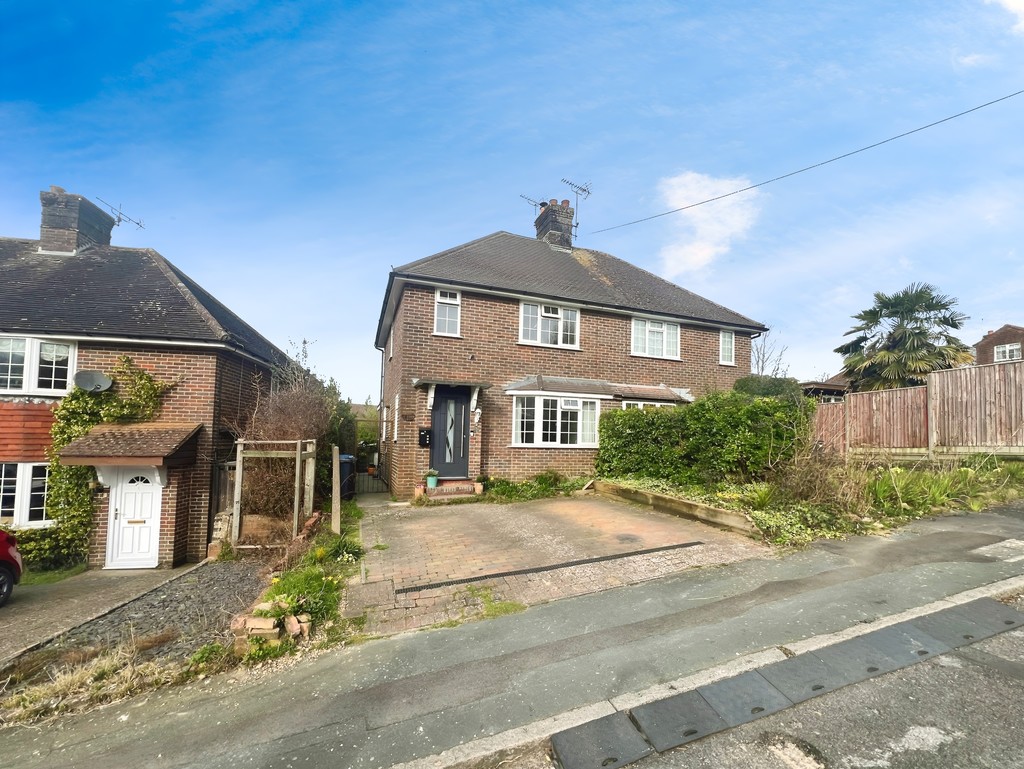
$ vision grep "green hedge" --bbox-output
[596,391,815,484]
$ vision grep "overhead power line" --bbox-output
[592,88,1024,235]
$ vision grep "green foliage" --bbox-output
[300,530,364,566]
[835,282,973,391]
[733,375,805,401]
[749,506,852,546]
[15,357,173,570]
[481,471,588,502]
[185,642,234,675]
[262,565,342,624]
[243,636,296,665]
[596,391,814,484]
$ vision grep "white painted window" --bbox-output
[720,330,736,366]
[631,319,679,359]
[995,343,1022,362]
[622,401,674,410]
[434,290,461,336]
[381,406,388,442]
[0,336,76,395]
[512,396,598,446]
[0,462,51,528]
[519,302,579,348]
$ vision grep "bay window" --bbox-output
[513,396,598,446]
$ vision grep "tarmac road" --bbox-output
[7,503,1024,769]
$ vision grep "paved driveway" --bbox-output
[344,492,767,634]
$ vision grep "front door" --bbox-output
[106,467,162,569]
[431,386,470,479]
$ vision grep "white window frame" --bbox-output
[719,330,736,366]
[433,289,461,337]
[994,342,1022,362]
[0,462,52,529]
[511,394,599,447]
[381,405,388,442]
[519,302,580,349]
[631,318,680,360]
[388,326,394,359]
[0,335,77,396]
[622,401,674,410]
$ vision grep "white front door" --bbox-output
[106,467,162,569]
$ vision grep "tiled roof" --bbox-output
[504,375,692,402]
[377,231,765,346]
[60,423,202,461]
[0,237,285,366]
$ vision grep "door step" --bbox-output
[421,480,482,500]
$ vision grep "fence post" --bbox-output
[231,440,244,544]
[926,372,936,460]
[332,445,341,534]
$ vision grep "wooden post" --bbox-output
[303,439,316,521]
[331,445,341,534]
[292,440,302,538]
[231,440,244,544]
[926,371,936,460]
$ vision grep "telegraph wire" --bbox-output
[591,88,1024,235]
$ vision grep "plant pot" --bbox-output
[426,476,438,489]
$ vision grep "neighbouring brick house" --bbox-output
[974,325,1024,365]
[0,187,286,568]
[374,199,767,498]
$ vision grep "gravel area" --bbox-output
[39,559,270,664]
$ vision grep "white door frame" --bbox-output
[101,466,164,569]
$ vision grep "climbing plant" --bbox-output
[12,357,173,569]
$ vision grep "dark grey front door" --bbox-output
[431,386,470,478]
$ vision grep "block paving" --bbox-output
[342,492,767,635]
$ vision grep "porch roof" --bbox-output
[504,375,693,403]
[59,423,203,467]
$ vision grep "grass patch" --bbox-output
[19,562,87,586]
[465,585,527,619]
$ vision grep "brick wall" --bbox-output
[0,400,57,462]
[382,283,754,497]
[975,326,1024,365]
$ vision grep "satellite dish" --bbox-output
[74,370,113,393]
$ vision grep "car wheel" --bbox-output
[0,564,13,608]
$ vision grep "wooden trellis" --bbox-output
[230,439,317,544]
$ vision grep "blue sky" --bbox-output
[2,1,1022,401]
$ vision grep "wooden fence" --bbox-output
[813,360,1024,459]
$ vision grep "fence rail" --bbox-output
[814,360,1024,459]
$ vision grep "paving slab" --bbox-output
[758,652,847,703]
[696,670,793,727]
[630,689,728,751]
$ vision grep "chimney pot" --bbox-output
[561,199,570,207]
[549,199,558,205]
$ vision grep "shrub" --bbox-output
[261,565,342,624]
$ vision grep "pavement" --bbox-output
[5,500,1024,768]
[0,563,200,668]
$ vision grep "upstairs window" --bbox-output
[520,303,579,348]
[0,337,75,395]
[434,290,461,336]
[995,343,1022,362]
[631,319,679,360]
[720,330,736,366]
[0,463,51,528]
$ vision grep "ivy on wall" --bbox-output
[13,357,173,569]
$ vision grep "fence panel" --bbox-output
[813,401,846,455]
[847,387,927,450]
[931,362,1024,450]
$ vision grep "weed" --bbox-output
[242,636,296,665]
[464,585,527,619]
[372,543,389,551]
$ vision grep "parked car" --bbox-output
[0,530,23,607]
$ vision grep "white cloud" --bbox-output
[656,171,760,277]
[954,52,993,67]
[987,0,1024,33]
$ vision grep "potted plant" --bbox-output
[424,468,439,489]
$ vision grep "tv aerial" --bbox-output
[97,197,145,230]
[519,194,543,216]
[560,179,592,242]
[74,370,114,393]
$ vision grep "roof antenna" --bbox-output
[519,194,542,217]
[96,197,145,230]
[560,179,591,242]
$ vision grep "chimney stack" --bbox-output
[39,186,116,253]
[534,198,574,249]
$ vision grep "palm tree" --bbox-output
[834,282,974,391]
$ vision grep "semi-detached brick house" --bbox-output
[974,325,1024,365]
[374,199,767,499]
[0,187,286,569]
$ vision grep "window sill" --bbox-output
[509,443,599,449]
[629,353,681,361]
[517,341,581,351]
[718,362,737,367]
[432,333,463,339]
[0,389,70,397]
[8,520,55,530]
